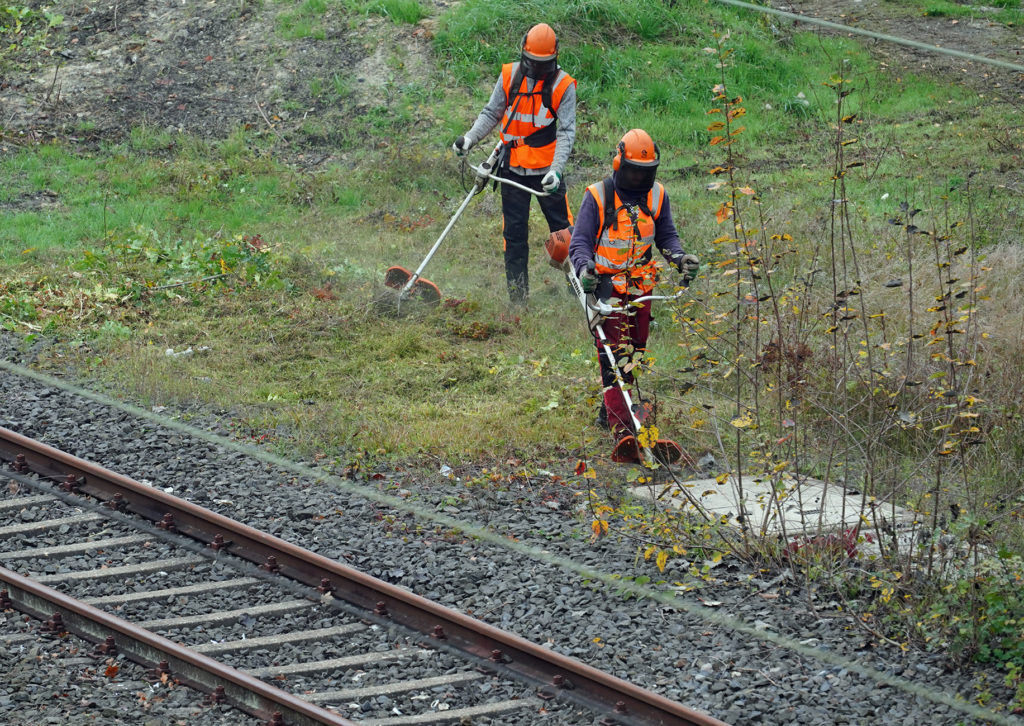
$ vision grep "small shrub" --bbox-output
[913,554,1024,672]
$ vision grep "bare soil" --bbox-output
[0,0,444,160]
[2,0,1021,164]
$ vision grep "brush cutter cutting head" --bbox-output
[545,227,572,269]
[383,266,442,306]
[611,434,686,465]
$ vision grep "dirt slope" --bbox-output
[3,1,1022,155]
[1,1,440,158]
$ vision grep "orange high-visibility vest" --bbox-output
[587,180,665,295]
[500,62,576,170]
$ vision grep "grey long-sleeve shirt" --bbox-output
[464,62,576,177]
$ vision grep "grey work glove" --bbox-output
[452,134,475,157]
[675,253,700,285]
[579,263,598,294]
[541,170,562,193]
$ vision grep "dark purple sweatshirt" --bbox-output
[568,174,686,278]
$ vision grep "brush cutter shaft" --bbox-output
[563,262,650,460]
[398,142,512,297]
[593,322,647,434]
[395,140,550,299]
[399,187,478,296]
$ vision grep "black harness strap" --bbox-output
[598,177,657,265]
[599,177,654,234]
[506,66,559,150]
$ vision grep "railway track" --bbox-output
[0,426,728,726]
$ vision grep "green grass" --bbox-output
[3,2,1021,444]
[368,0,427,24]
[0,0,1019,506]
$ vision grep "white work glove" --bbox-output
[452,133,475,157]
[541,170,561,193]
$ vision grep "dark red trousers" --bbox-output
[595,298,651,436]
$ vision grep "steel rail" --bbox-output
[0,426,728,726]
[0,565,357,726]
[715,0,1024,74]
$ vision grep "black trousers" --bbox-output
[499,171,573,303]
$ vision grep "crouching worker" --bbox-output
[567,129,699,464]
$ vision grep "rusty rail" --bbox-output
[0,425,729,726]
[0,566,357,726]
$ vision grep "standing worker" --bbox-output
[452,23,577,306]
[568,129,700,463]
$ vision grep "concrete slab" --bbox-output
[630,472,918,538]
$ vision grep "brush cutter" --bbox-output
[383,140,549,307]
[546,231,688,466]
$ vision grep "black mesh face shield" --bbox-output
[521,55,558,81]
[616,161,658,194]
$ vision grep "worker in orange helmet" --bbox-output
[568,129,700,464]
[452,23,577,306]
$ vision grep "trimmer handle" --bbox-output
[602,281,689,313]
[473,142,505,193]
[468,141,550,197]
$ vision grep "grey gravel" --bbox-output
[0,341,1021,726]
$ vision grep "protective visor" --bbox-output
[521,55,558,80]
[617,160,658,194]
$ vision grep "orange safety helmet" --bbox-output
[521,23,559,79]
[612,129,660,193]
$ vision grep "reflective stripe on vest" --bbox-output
[589,182,664,295]
[500,62,576,170]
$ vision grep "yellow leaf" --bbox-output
[656,550,669,572]
[637,425,659,448]
[730,413,753,428]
